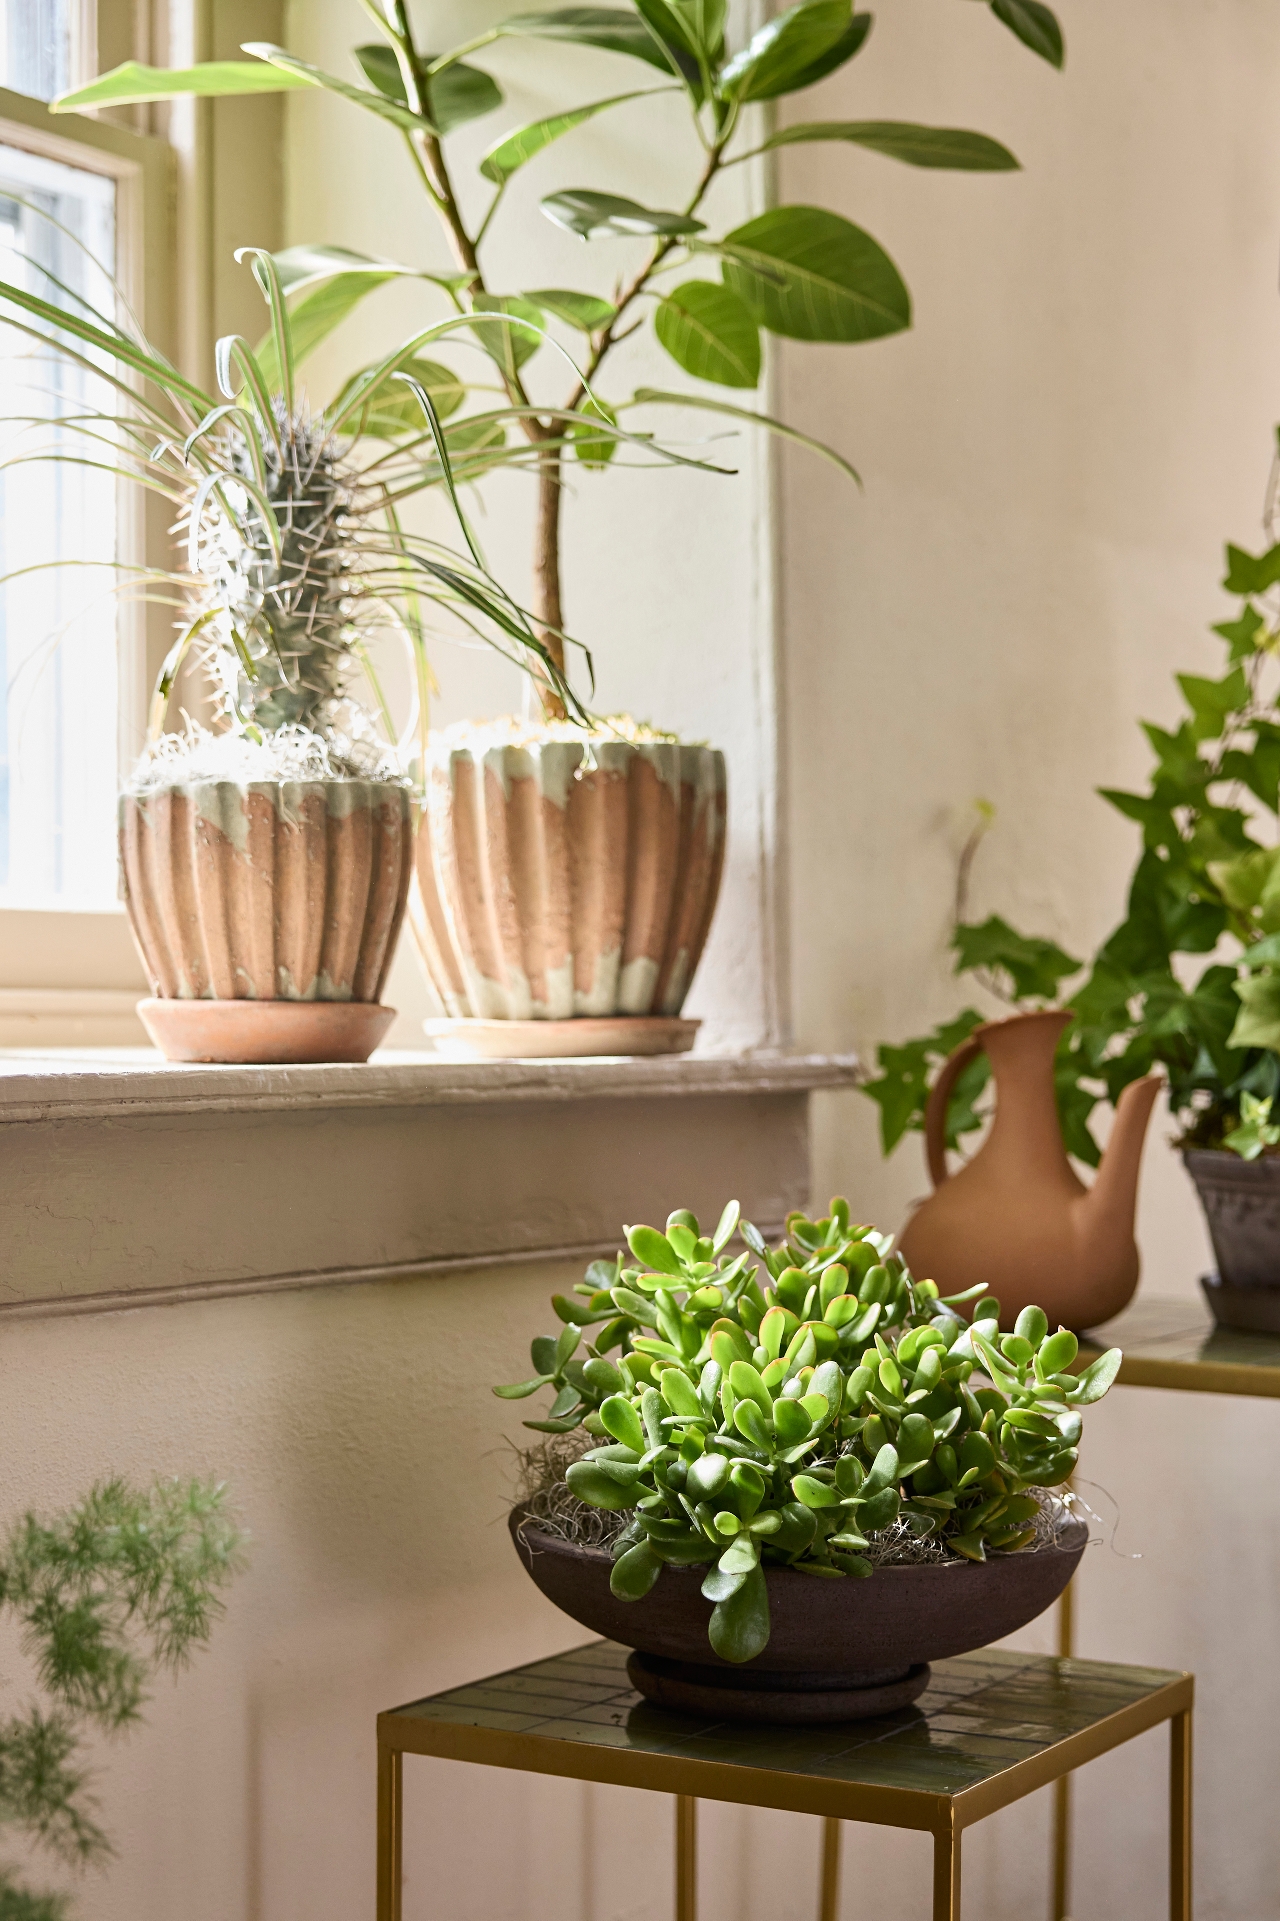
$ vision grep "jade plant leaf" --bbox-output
[708,1564,770,1662]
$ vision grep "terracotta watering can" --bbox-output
[896,1009,1161,1333]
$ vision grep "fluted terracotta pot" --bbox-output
[412,737,726,1056]
[119,778,414,1063]
[898,1010,1161,1332]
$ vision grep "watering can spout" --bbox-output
[1075,1073,1163,1251]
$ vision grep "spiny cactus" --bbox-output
[496,1199,1121,1663]
[200,403,356,740]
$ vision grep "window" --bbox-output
[0,4,169,1006]
[0,1,77,104]
[0,141,118,904]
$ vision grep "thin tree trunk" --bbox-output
[534,448,567,722]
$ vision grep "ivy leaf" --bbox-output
[859,1009,985,1153]
[1213,603,1266,663]
[760,121,1019,170]
[1176,666,1248,743]
[654,280,761,387]
[1223,542,1280,596]
[951,915,1081,1001]
[989,0,1064,68]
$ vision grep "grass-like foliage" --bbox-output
[0,1478,243,1913]
[497,1199,1118,1662]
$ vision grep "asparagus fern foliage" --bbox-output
[0,1477,243,1917]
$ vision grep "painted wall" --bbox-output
[782,0,1280,1915]
[10,2,1280,1917]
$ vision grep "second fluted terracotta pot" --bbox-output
[412,734,726,1055]
[897,1010,1161,1333]
[120,777,414,1063]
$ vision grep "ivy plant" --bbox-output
[862,436,1280,1164]
[57,0,1063,719]
[497,1198,1117,1663]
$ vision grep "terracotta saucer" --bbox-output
[138,998,396,1065]
[423,1016,700,1060]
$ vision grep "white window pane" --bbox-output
[0,141,117,906]
[0,1,73,102]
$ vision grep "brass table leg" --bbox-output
[376,1745,403,1921]
[1052,1574,1075,1921]
[1170,1709,1193,1921]
[933,1820,961,1921]
[819,1816,841,1921]
[676,1794,697,1921]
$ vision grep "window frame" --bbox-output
[0,20,172,1010]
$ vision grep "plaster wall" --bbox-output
[7,4,1280,1919]
[782,0,1280,1915]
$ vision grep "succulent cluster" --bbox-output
[497,1199,1120,1662]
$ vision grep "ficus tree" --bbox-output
[58,0,1065,720]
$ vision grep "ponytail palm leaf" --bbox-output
[0,236,592,762]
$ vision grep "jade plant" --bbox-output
[496,1199,1118,1663]
[56,0,1063,718]
[862,434,1280,1166]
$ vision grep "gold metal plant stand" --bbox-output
[376,1639,1192,1921]
[1045,1295,1280,1919]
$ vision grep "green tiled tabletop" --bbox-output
[381,1640,1188,1829]
[1081,1295,1280,1397]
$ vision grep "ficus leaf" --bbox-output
[654,281,761,389]
[542,191,705,239]
[760,121,1019,169]
[720,206,909,345]
[989,0,1064,68]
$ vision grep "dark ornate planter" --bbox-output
[509,1506,1086,1724]
[1184,1148,1280,1332]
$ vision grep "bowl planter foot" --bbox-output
[1200,1271,1280,1334]
[138,998,396,1065]
[627,1651,931,1724]
[424,1016,700,1060]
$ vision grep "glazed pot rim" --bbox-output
[510,1504,1088,1579]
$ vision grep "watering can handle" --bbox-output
[922,1033,986,1189]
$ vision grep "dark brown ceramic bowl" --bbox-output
[509,1506,1087,1723]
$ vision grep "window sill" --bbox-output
[0,1047,860,1318]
